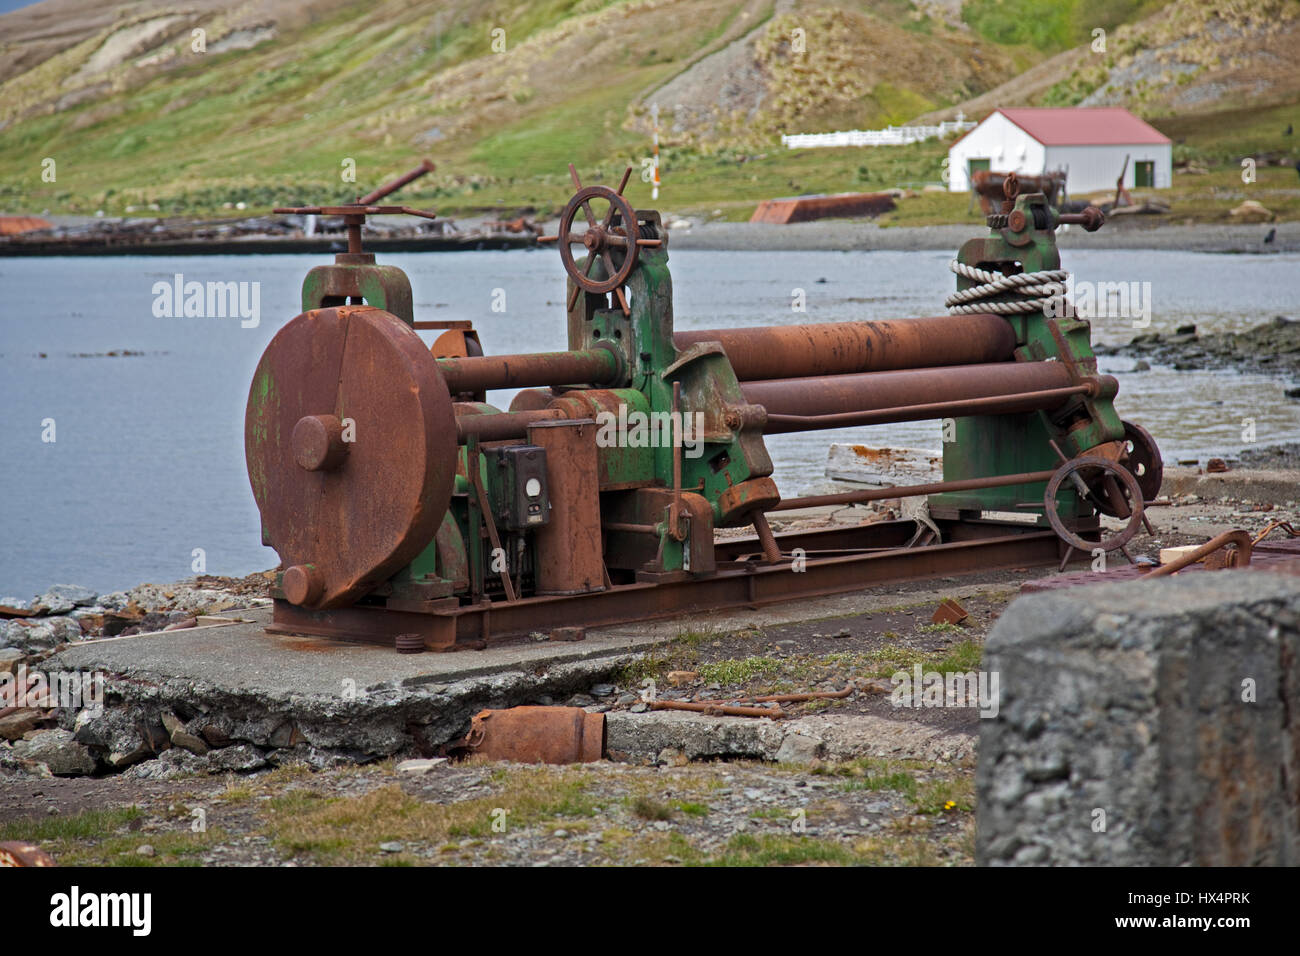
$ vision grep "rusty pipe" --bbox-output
[358,159,436,204]
[456,407,565,442]
[771,469,1059,511]
[761,385,1092,432]
[1146,530,1253,578]
[742,362,1086,426]
[674,314,1016,381]
[439,348,620,393]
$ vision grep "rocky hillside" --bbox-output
[919,0,1300,122]
[0,0,1292,216]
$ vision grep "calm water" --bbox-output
[2,248,1298,598]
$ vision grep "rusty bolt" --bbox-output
[1002,172,1020,201]
[1008,210,1027,233]
[293,414,349,472]
[395,632,425,654]
[282,564,325,605]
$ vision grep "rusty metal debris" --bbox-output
[931,598,969,626]
[1147,530,1253,578]
[1206,457,1229,473]
[456,707,604,764]
[0,841,57,866]
[750,192,896,224]
[1253,520,1299,544]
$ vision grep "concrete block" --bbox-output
[977,571,1300,866]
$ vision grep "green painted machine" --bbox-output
[245,167,1160,651]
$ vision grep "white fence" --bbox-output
[781,117,975,150]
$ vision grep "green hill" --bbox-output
[0,0,1295,222]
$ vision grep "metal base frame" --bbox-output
[266,517,1088,651]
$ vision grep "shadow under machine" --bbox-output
[245,169,1161,651]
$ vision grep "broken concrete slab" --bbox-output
[39,606,659,773]
[28,574,1016,777]
[606,710,975,764]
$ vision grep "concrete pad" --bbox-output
[50,573,1030,696]
[50,606,667,696]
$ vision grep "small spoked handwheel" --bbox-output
[540,164,661,315]
[1044,456,1146,569]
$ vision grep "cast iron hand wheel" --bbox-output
[539,164,660,315]
[1044,456,1147,570]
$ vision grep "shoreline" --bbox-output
[664,219,1300,254]
[2,218,1295,257]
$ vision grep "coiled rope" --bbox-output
[945,260,1070,315]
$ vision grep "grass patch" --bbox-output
[261,770,602,864]
[629,796,675,821]
[710,832,868,866]
[697,656,782,685]
[0,805,224,867]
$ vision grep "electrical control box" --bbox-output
[490,445,550,530]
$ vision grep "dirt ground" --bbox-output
[1,479,1294,867]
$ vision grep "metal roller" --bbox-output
[674,314,1016,381]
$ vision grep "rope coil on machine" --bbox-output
[945,261,1070,315]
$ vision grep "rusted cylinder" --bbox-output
[438,349,620,393]
[457,407,565,442]
[674,314,1015,381]
[528,419,607,594]
[291,414,349,472]
[741,362,1077,431]
[467,706,604,763]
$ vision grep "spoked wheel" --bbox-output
[1045,456,1147,570]
[1120,420,1163,504]
[539,164,661,315]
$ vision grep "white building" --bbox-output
[946,107,1172,195]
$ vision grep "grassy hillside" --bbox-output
[0,0,1295,223]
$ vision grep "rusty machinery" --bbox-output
[245,167,1161,651]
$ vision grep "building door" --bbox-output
[1134,161,1155,188]
[968,158,990,181]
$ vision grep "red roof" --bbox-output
[992,107,1171,146]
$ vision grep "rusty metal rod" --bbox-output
[439,349,620,393]
[761,385,1091,433]
[358,159,436,204]
[771,469,1059,511]
[1146,530,1253,578]
[674,314,1016,381]
[650,701,786,719]
[705,688,854,704]
[752,512,782,563]
[604,521,659,534]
